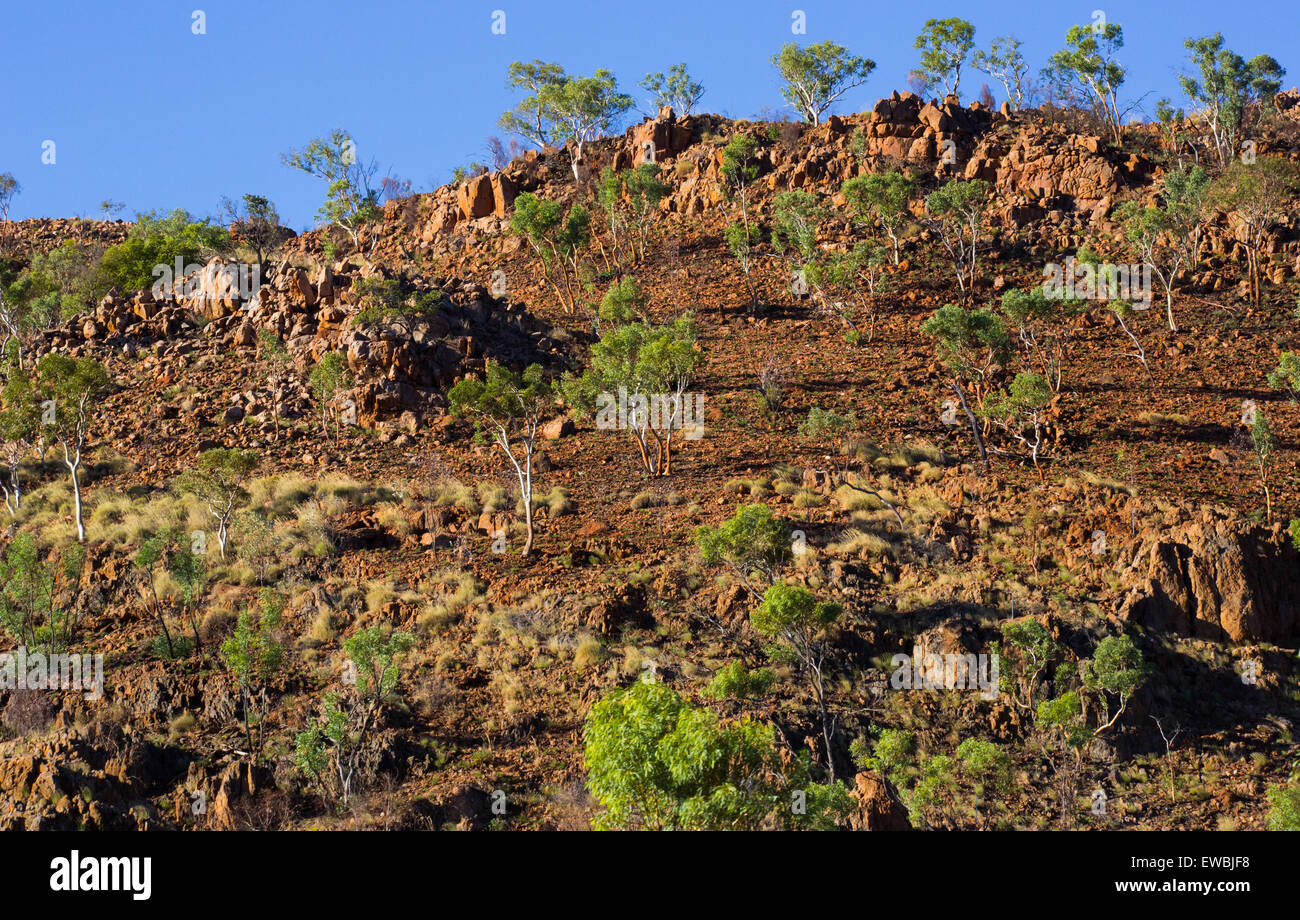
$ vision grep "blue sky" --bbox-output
[2,0,1296,229]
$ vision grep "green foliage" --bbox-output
[982,371,1051,421]
[771,41,876,124]
[509,192,590,312]
[308,352,350,427]
[998,618,1061,708]
[583,680,850,829]
[1082,634,1147,703]
[1043,22,1127,141]
[344,626,415,700]
[770,190,824,263]
[499,60,570,148]
[800,406,856,438]
[175,448,259,559]
[1251,412,1278,466]
[922,303,1011,384]
[221,193,282,263]
[702,661,775,700]
[1036,690,1088,751]
[923,179,990,292]
[908,754,958,822]
[1181,33,1286,167]
[0,534,84,654]
[352,276,441,326]
[912,18,977,97]
[597,163,669,263]
[639,63,704,115]
[97,209,228,295]
[449,361,552,437]
[751,582,841,641]
[955,738,1013,793]
[294,626,416,807]
[564,315,700,475]
[842,170,915,264]
[695,504,791,588]
[865,728,916,783]
[720,134,759,192]
[220,588,285,755]
[1267,779,1300,830]
[972,36,1030,109]
[500,62,632,178]
[1268,352,1300,401]
[597,277,648,325]
[281,129,381,246]
[450,361,553,552]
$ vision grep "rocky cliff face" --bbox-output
[1120,509,1300,644]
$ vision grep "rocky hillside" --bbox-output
[1,91,1299,831]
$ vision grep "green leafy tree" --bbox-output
[220,193,282,264]
[1268,352,1300,403]
[924,178,990,294]
[981,371,1053,478]
[771,41,876,125]
[955,738,1014,798]
[912,18,977,98]
[1116,166,1211,331]
[294,626,416,808]
[509,192,590,313]
[1250,411,1279,522]
[176,448,259,560]
[499,60,569,149]
[352,276,441,329]
[308,351,351,441]
[999,286,1075,391]
[1210,158,1300,304]
[0,173,19,250]
[702,661,775,700]
[973,36,1030,109]
[1180,34,1286,168]
[997,618,1062,712]
[564,315,700,477]
[282,130,381,250]
[842,170,915,265]
[449,362,552,556]
[583,680,850,829]
[256,329,291,442]
[220,588,285,758]
[543,70,634,182]
[803,241,888,342]
[597,164,669,266]
[720,133,761,309]
[0,534,85,655]
[1043,23,1128,143]
[36,354,109,542]
[97,209,228,296]
[694,503,791,598]
[752,582,843,780]
[639,63,704,115]
[921,303,1012,470]
[596,277,649,327]
[0,365,40,514]
[135,531,180,659]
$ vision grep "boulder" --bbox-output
[1119,509,1300,643]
